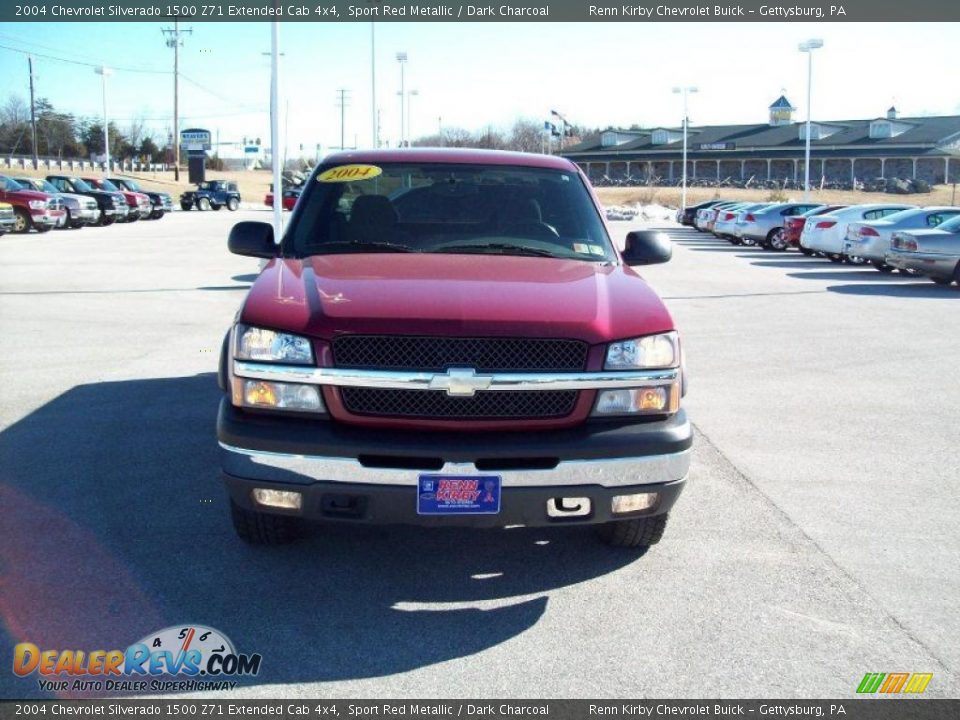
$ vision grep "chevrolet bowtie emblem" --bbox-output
[429,368,492,397]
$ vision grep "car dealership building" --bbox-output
[562,97,960,185]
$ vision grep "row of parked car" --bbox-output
[0,173,174,234]
[677,199,960,286]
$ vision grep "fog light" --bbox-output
[251,488,302,510]
[612,492,658,514]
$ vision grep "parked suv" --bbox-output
[46,175,128,226]
[218,150,692,549]
[0,174,64,233]
[181,180,240,211]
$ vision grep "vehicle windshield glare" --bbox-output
[95,179,120,191]
[68,178,93,192]
[18,178,59,193]
[290,163,614,262]
[936,214,960,232]
[117,179,140,191]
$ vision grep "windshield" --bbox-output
[937,215,960,233]
[199,181,218,190]
[67,178,93,192]
[17,178,58,193]
[116,178,140,191]
[289,162,614,262]
[95,179,120,191]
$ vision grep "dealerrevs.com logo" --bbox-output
[12,625,262,693]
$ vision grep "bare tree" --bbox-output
[1,95,29,125]
[507,118,545,154]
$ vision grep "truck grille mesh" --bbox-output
[332,336,588,372]
[340,388,578,419]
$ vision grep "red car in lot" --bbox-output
[784,205,847,254]
[218,149,692,550]
[0,174,64,233]
[264,187,301,211]
[82,177,152,221]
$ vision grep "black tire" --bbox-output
[70,221,84,229]
[799,246,814,256]
[101,214,116,226]
[871,261,895,274]
[150,210,164,220]
[931,276,953,286]
[769,228,788,251]
[211,203,222,211]
[595,513,668,549]
[230,499,300,545]
[180,202,192,211]
[827,253,844,263]
[58,209,71,229]
[34,223,52,234]
[198,197,211,211]
[227,197,239,211]
[13,207,31,233]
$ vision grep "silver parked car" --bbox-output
[886,215,960,286]
[713,203,757,240]
[734,202,823,250]
[13,177,100,228]
[844,206,960,273]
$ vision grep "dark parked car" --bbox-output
[46,175,128,226]
[676,199,724,227]
[181,181,240,211]
[108,177,173,219]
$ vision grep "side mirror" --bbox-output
[622,230,672,266]
[228,221,276,259]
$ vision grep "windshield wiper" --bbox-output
[434,243,561,258]
[313,241,415,254]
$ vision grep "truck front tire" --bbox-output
[230,499,300,544]
[595,513,668,549]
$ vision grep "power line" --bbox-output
[0,42,170,74]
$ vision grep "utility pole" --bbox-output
[336,89,351,149]
[162,21,192,181]
[28,56,38,168]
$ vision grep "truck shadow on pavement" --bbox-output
[0,374,638,698]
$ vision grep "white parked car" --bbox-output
[843,206,960,272]
[800,204,916,263]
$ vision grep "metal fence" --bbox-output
[0,155,172,173]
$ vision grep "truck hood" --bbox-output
[7,189,49,202]
[239,253,674,345]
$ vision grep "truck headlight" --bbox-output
[237,380,324,413]
[234,324,313,364]
[605,332,679,370]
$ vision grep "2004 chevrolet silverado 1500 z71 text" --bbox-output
[217,149,692,549]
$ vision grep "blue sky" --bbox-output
[1,21,956,157]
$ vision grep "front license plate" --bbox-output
[417,474,501,515]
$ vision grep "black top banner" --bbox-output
[4,0,960,22]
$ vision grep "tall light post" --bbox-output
[672,86,697,212]
[370,22,377,147]
[270,21,282,242]
[95,65,113,174]
[407,89,418,143]
[396,52,407,146]
[799,39,824,201]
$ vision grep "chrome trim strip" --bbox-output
[219,442,691,488]
[232,360,679,392]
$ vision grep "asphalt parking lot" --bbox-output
[1,211,958,699]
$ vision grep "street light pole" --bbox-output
[270,21,282,242]
[407,89,418,143]
[672,86,698,213]
[799,39,824,202]
[371,22,377,147]
[95,65,112,174]
[396,52,407,146]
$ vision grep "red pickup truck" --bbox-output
[218,149,691,550]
